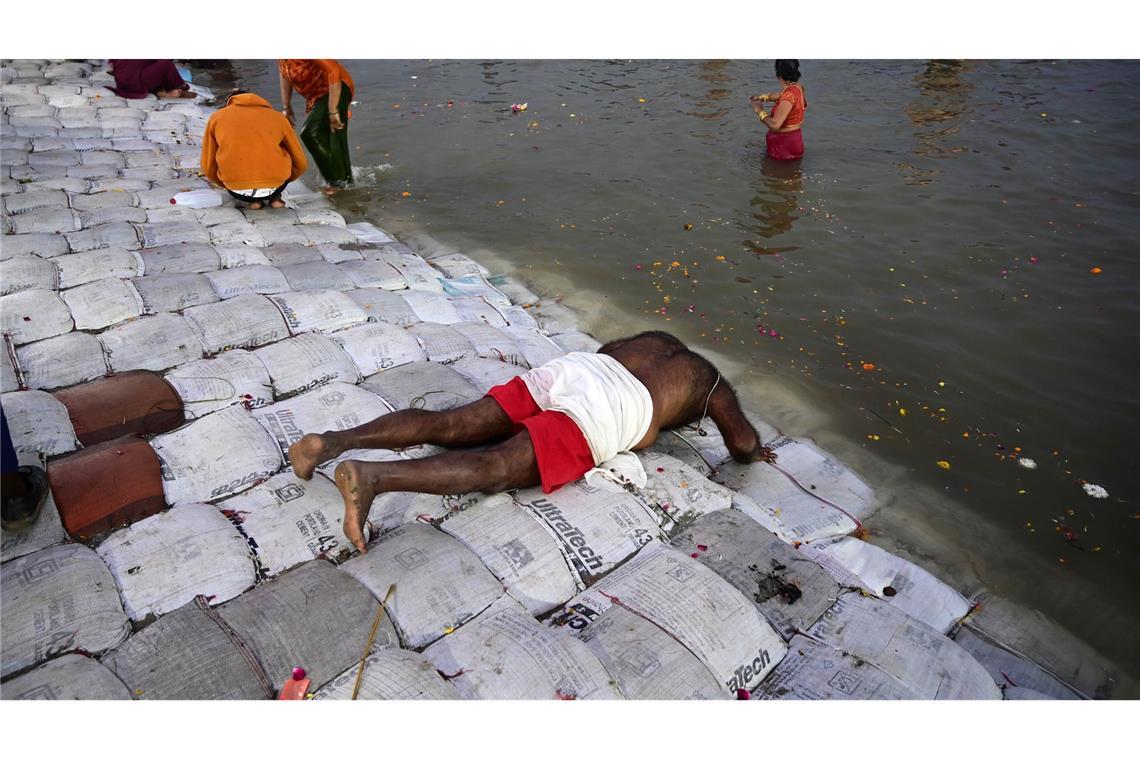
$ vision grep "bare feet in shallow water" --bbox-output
[334,460,374,553]
[288,433,337,480]
[269,198,286,209]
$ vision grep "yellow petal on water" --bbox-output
[936,460,951,470]
[898,408,907,417]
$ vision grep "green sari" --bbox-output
[301,86,352,186]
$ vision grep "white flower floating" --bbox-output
[1017,457,1037,469]
[1082,483,1109,499]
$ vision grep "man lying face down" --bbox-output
[289,331,777,553]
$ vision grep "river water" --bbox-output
[221,59,1139,679]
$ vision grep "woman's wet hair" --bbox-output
[775,59,801,82]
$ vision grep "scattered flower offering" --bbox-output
[1082,483,1109,499]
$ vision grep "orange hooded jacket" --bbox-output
[200,92,307,190]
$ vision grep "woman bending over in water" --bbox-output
[750,59,807,161]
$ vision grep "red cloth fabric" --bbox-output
[108,60,187,99]
[486,377,596,494]
[776,84,807,127]
[766,129,804,160]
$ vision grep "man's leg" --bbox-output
[335,430,540,552]
[289,397,516,479]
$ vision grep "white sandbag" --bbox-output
[27,149,80,168]
[363,248,444,293]
[68,191,138,213]
[268,289,367,334]
[53,248,142,288]
[219,471,355,577]
[246,208,300,226]
[486,274,540,307]
[89,178,150,193]
[807,591,1000,700]
[2,188,68,215]
[300,223,356,246]
[216,560,398,692]
[0,254,57,294]
[258,243,322,266]
[406,322,476,364]
[60,277,143,330]
[253,382,391,459]
[214,245,272,269]
[99,313,204,373]
[752,634,916,700]
[635,450,734,533]
[670,509,839,641]
[439,274,511,308]
[550,330,602,354]
[1003,686,1058,700]
[99,597,275,700]
[314,649,459,700]
[361,361,482,412]
[338,259,407,290]
[137,242,220,274]
[253,332,360,397]
[554,542,788,694]
[151,405,285,504]
[797,536,971,634]
[436,490,577,616]
[207,220,266,248]
[327,321,426,378]
[502,326,565,368]
[203,264,289,299]
[957,590,1126,699]
[277,261,356,292]
[577,605,727,700]
[297,208,346,228]
[173,188,223,208]
[10,207,79,234]
[423,594,623,700]
[716,470,859,547]
[515,482,663,585]
[119,166,176,182]
[399,290,462,324]
[95,502,257,622]
[131,272,218,314]
[427,252,490,279]
[0,232,69,258]
[64,221,140,252]
[952,627,1082,700]
[194,206,245,227]
[182,293,290,354]
[316,243,363,264]
[77,206,147,228]
[1,543,131,678]
[345,288,420,326]
[0,653,131,700]
[256,220,309,245]
[345,221,395,244]
[642,432,715,477]
[135,221,211,248]
[451,322,524,364]
[165,349,273,419]
[451,356,526,393]
[78,150,126,166]
[1,452,67,565]
[452,297,510,327]
[340,523,505,649]
[1,342,21,392]
[16,332,107,390]
[0,389,78,455]
[529,300,581,334]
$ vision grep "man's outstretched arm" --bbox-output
[708,381,777,464]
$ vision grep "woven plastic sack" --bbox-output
[100,314,205,373]
[0,232,69,258]
[2,188,69,215]
[16,331,108,390]
[207,221,266,248]
[451,357,525,393]
[150,405,285,504]
[268,289,367,334]
[10,208,79,235]
[807,591,999,699]
[951,627,1082,700]
[362,249,443,293]
[95,502,257,622]
[1,451,68,564]
[253,332,361,398]
[501,326,564,368]
[751,634,916,700]
[60,277,144,330]
[217,560,397,692]
[136,221,211,249]
[0,288,73,344]
[252,382,392,460]
[164,349,273,419]
[137,242,221,275]
[0,388,78,455]
[1,543,130,677]
[277,261,355,292]
[100,596,275,700]
[423,594,622,700]
[360,361,481,412]
[407,322,476,364]
[0,254,59,295]
[314,649,459,700]
[399,290,462,324]
[214,245,272,269]
[54,248,143,288]
[329,322,427,377]
[131,272,219,314]
[220,471,355,577]
[338,259,407,290]
[340,523,504,650]
[450,322,524,365]
[0,653,131,700]
[258,243,322,266]
[182,294,290,354]
[64,221,140,252]
[426,252,489,279]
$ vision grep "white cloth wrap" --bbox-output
[519,352,653,488]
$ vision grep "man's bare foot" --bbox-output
[757,446,778,464]
[248,200,263,210]
[320,186,339,196]
[334,460,375,553]
[288,433,337,480]
[269,198,286,209]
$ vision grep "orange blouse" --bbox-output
[278,59,355,111]
[776,84,807,128]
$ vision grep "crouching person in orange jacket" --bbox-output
[200,91,308,209]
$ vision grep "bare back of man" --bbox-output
[287,331,775,552]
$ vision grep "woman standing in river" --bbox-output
[278,59,355,193]
[751,60,807,160]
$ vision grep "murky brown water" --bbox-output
[216,59,1140,678]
